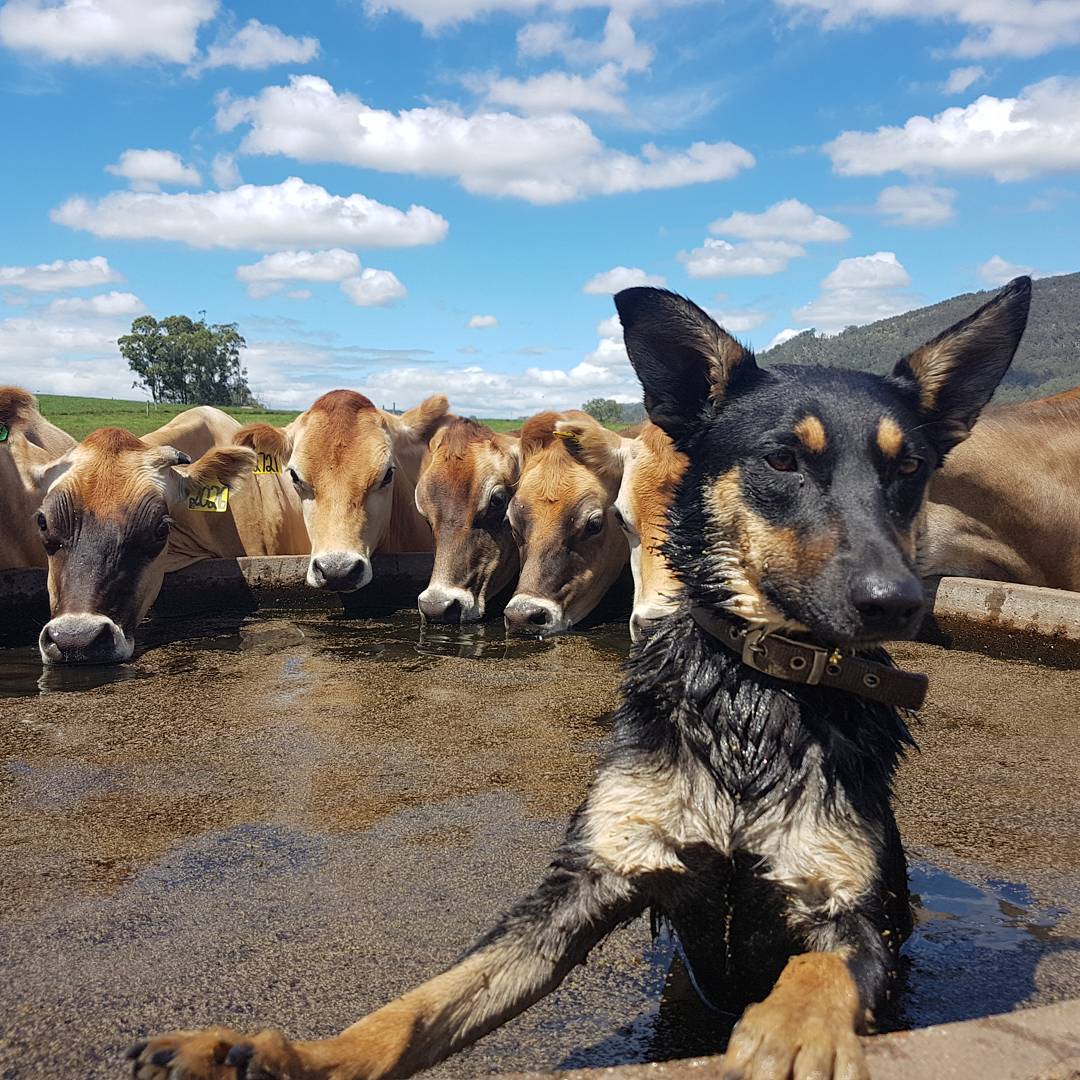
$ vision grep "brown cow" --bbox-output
[921,387,1080,590]
[235,390,451,592]
[31,405,307,664]
[0,388,76,569]
[414,417,520,622]
[503,410,631,635]
[33,428,257,663]
[613,419,688,640]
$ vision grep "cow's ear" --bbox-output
[495,433,522,480]
[615,287,757,442]
[0,386,39,436]
[175,446,257,499]
[892,276,1031,456]
[554,416,630,485]
[235,423,292,461]
[30,452,73,493]
[400,394,451,444]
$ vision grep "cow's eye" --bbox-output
[380,464,395,489]
[288,468,301,486]
[584,512,604,536]
[154,517,172,541]
[488,488,508,514]
[765,448,798,472]
[897,456,923,477]
[35,512,47,532]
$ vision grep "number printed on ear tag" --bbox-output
[253,452,282,474]
[188,484,230,512]
[0,424,8,443]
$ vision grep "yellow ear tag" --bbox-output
[188,484,230,512]
[253,452,282,475]
[553,429,580,447]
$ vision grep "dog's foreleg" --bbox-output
[129,847,644,1080]
[720,911,890,1080]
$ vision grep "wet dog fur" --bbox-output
[129,276,1032,1080]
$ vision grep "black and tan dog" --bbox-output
[129,276,1031,1080]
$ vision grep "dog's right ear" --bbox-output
[614,287,757,441]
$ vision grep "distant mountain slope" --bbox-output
[763,272,1080,404]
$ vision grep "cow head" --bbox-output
[614,420,688,641]
[236,390,450,591]
[34,428,255,664]
[414,418,521,622]
[503,411,630,636]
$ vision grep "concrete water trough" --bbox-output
[1,557,1079,1078]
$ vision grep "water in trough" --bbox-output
[1,606,1078,1077]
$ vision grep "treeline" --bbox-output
[764,272,1080,404]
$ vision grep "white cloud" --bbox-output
[236,249,361,298]
[596,314,622,340]
[977,255,1037,286]
[215,75,754,205]
[0,255,122,292]
[709,199,850,242]
[467,314,498,328]
[681,238,806,278]
[945,65,985,94]
[286,289,312,300]
[583,266,666,294]
[875,184,957,226]
[481,63,626,116]
[0,0,217,64]
[195,18,318,71]
[826,77,1080,181]
[0,314,134,397]
[764,327,801,351]
[211,153,242,189]
[775,0,1080,59]
[516,11,653,73]
[105,148,201,191]
[794,251,916,331]
[340,268,407,307]
[709,308,769,333]
[52,177,448,251]
[47,291,145,316]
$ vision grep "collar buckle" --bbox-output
[740,627,829,686]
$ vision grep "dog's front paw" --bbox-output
[127,1028,324,1080]
[720,997,868,1080]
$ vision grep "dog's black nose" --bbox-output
[850,573,924,634]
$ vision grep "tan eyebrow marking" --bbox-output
[794,415,827,453]
[877,416,903,458]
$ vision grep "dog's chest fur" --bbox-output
[580,610,912,1006]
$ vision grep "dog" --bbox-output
[128,276,1031,1080]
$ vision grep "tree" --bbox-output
[119,314,257,406]
[581,397,623,425]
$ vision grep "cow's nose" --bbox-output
[309,553,371,592]
[850,573,925,636]
[418,591,463,622]
[39,615,128,664]
[504,598,558,636]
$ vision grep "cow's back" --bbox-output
[923,394,1080,590]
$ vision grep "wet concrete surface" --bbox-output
[0,610,1078,1078]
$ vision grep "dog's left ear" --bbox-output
[615,287,757,442]
[892,276,1031,455]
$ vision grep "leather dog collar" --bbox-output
[690,606,928,712]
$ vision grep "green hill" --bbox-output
[763,271,1080,404]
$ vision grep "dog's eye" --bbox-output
[897,456,923,477]
[380,465,395,489]
[765,448,798,472]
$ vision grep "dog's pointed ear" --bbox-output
[614,287,757,441]
[892,276,1031,455]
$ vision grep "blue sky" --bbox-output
[1,0,1077,415]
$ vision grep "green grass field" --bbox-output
[34,394,522,441]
